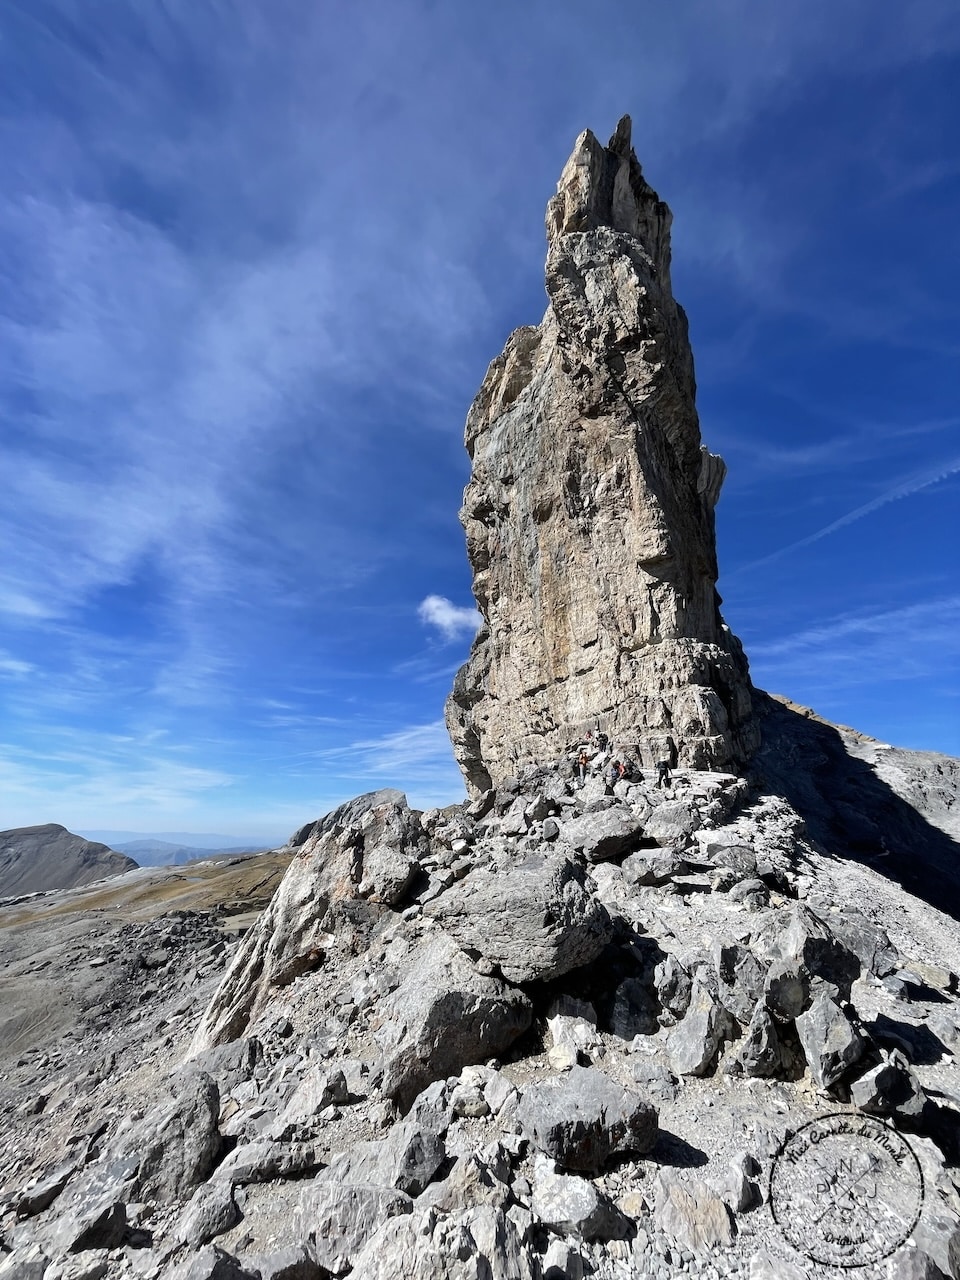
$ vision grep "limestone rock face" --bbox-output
[446,117,756,794]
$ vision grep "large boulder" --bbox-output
[667,968,737,1076]
[349,1205,539,1280]
[755,905,861,1001]
[376,934,532,1111]
[795,991,869,1089]
[557,808,644,863]
[295,1182,413,1274]
[516,1066,658,1172]
[119,1070,223,1202]
[189,794,426,1052]
[530,1157,630,1241]
[425,850,612,982]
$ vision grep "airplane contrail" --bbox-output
[729,454,960,578]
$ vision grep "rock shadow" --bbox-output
[864,1013,948,1065]
[651,1129,708,1168]
[533,924,669,1042]
[750,694,960,922]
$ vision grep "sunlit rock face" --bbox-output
[446,117,757,794]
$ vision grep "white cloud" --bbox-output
[417,595,482,642]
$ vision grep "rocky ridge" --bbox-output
[0,825,137,898]
[2,767,960,1279]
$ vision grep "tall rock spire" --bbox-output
[446,118,757,794]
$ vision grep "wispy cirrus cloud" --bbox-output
[0,730,235,830]
[309,720,464,809]
[749,595,960,694]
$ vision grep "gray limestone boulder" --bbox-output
[176,1179,241,1248]
[119,1069,222,1202]
[557,807,644,862]
[0,1247,50,1280]
[376,934,532,1111]
[622,848,690,886]
[849,1052,925,1118]
[214,1140,321,1187]
[288,788,406,847]
[190,795,427,1053]
[239,1247,324,1280]
[795,991,869,1089]
[609,976,659,1038]
[167,1247,258,1280]
[644,801,701,847]
[45,1189,129,1256]
[654,954,692,1024]
[323,1079,451,1195]
[731,1001,786,1078]
[280,1066,349,1126]
[530,1157,630,1241]
[516,1066,658,1172]
[667,968,738,1076]
[542,1240,586,1280]
[425,850,612,983]
[296,1181,413,1273]
[757,905,861,1001]
[421,1148,513,1215]
[727,877,770,909]
[349,1205,538,1280]
[697,834,757,879]
[655,1173,735,1252]
[714,941,767,1025]
[188,1038,264,1096]
[823,905,899,978]
[763,958,811,1022]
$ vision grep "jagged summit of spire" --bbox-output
[545,114,673,286]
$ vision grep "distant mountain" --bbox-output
[0,824,137,897]
[109,839,272,867]
[79,829,287,850]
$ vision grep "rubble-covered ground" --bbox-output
[2,767,959,1280]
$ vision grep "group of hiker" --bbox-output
[572,727,672,791]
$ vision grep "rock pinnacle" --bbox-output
[446,117,758,794]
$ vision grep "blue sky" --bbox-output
[0,0,957,840]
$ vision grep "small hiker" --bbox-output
[596,730,609,752]
[576,751,589,785]
[607,759,621,789]
[656,759,672,790]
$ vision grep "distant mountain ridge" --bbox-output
[79,829,287,850]
[109,838,272,867]
[0,824,137,897]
